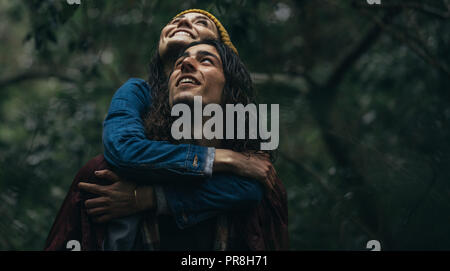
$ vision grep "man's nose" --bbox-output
[181,57,196,73]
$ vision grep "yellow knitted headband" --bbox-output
[173,9,238,55]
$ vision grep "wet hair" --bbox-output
[145,39,272,158]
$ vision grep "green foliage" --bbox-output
[0,0,449,250]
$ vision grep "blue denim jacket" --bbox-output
[103,78,263,229]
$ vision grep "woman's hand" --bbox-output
[213,149,276,191]
[78,169,155,223]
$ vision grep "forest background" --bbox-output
[0,0,449,250]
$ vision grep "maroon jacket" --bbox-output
[44,154,289,251]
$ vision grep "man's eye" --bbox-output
[171,19,180,24]
[201,58,213,64]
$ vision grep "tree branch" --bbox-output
[305,12,399,179]
[324,10,399,91]
[358,7,450,77]
[0,70,76,90]
[293,6,402,245]
[250,72,315,93]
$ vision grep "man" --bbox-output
[45,10,287,250]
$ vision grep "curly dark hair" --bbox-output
[145,39,272,158]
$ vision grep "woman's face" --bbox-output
[158,12,219,61]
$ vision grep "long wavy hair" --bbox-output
[145,39,272,157]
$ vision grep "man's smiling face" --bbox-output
[159,12,219,60]
[169,43,225,107]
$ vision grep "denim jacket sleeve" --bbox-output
[102,78,214,178]
[102,78,264,230]
[163,174,264,229]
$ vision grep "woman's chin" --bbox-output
[166,37,194,49]
[160,38,195,59]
